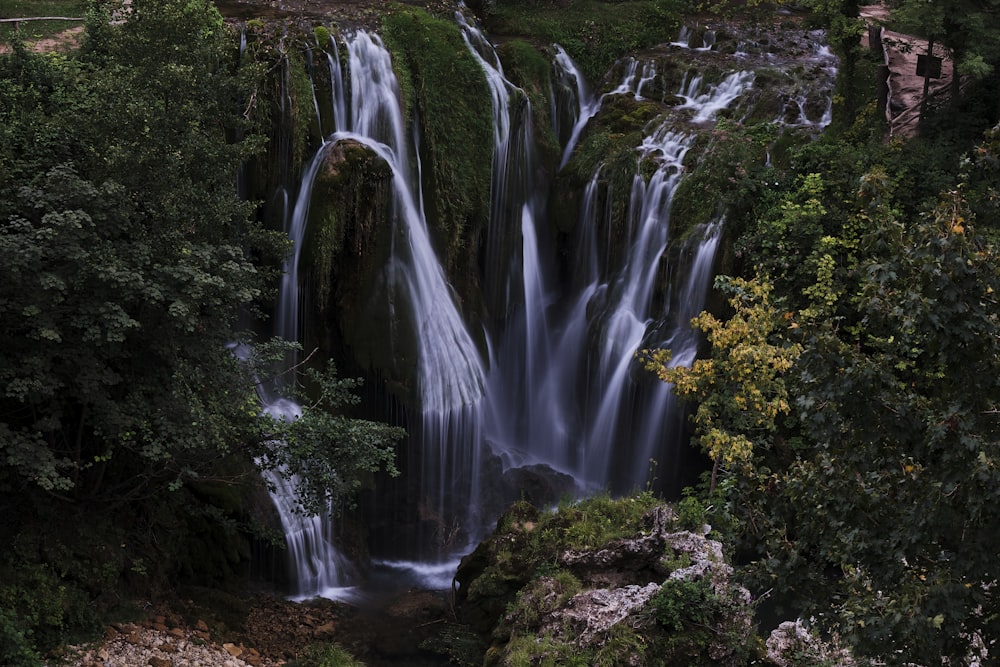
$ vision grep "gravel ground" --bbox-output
[52,622,284,667]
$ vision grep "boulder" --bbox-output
[455,497,758,666]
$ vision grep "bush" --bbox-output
[650,578,722,631]
[0,607,41,667]
[289,642,366,667]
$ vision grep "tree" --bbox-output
[890,0,1000,104]
[0,0,403,652]
[642,276,801,491]
[672,142,1000,662]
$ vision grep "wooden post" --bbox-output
[920,37,935,124]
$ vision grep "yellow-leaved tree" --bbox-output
[641,276,801,490]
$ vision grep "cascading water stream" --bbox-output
[251,34,365,598]
[458,14,575,479]
[259,17,838,594]
[579,128,695,484]
[265,28,492,594]
[535,62,755,490]
[343,32,489,567]
[261,400,361,601]
[678,70,756,122]
[345,32,485,411]
[553,45,601,169]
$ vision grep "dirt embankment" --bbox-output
[0,24,84,54]
[860,3,957,137]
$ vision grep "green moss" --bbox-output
[297,140,408,390]
[314,26,330,48]
[289,641,366,667]
[501,570,582,634]
[496,39,560,167]
[548,492,661,549]
[500,633,593,667]
[462,493,662,612]
[593,624,648,666]
[486,0,682,83]
[558,105,644,258]
[646,578,755,665]
[286,46,320,175]
[670,120,777,246]
[382,7,493,283]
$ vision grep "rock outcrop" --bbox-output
[453,497,758,666]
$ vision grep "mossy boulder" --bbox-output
[453,495,761,666]
[382,7,493,311]
[299,139,408,391]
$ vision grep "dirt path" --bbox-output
[860,4,957,137]
[0,25,84,54]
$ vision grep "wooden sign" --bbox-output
[917,54,943,79]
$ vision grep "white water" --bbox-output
[252,39,355,597]
[579,126,696,483]
[264,64,356,597]
[341,32,488,570]
[472,41,754,489]
[263,20,835,593]
[553,50,661,168]
[266,30,489,596]
[262,400,361,601]
[678,70,756,123]
[553,45,601,169]
[671,26,716,51]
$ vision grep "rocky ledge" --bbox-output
[450,495,850,667]
[451,496,755,666]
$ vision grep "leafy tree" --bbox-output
[0,0,403,651]
[765,175,1000,663]
[890,0,1000,102]
[258,360,403,516]
[662,130,1000,663]
[642,276,801,490]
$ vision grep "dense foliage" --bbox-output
[483,0,683,82]
[0,0,401,659]
[647,14,1000,663]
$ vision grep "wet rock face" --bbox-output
[454,499,758,666]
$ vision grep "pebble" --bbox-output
[50,624,283,667]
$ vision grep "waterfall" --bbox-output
[455,21,755,491]
[324,33,347,134]
[338,31,489,565]
[458,14,571,480]
[264,28,492,594]
[258,145,347,601]
[678,70,756,123]
[553,45,601,169]
[344,32,485,412]
[257,17,836,593]
[262,400,360,601]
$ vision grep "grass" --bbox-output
[486,0,683,83]
[0,0,87,42]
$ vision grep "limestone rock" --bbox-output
[457,498,758,666]
[541,583,662,647]
[766,620,856,667]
